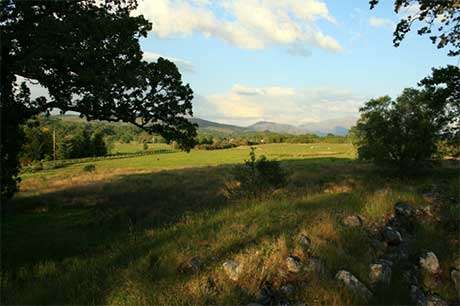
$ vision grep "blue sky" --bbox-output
[137,0,456,126]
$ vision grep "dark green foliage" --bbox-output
[353,89,439,168]
[370,0,460,56]
[19,119,53,164]
[230,147,288,197]
[418,65,460,148]
[1,0,197,202]
[82,164,96,173]
[353,66,460,168]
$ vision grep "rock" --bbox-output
[280,284,295,296]
[299,234,311,249]
[286,255,302,273]
[382,226,403,245]
[451,269,460,293]
[419,252,440,274]
[410,285,427,306]
[304,257,325,275]
[223,260,242,281]
[343,215,363,227]
[335,270,372,300]
[426,295,448,306]
[395,202,416,218]
[369,262,392,286]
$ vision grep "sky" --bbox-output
[136,0,457,126]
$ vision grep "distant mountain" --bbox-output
[246,121,305,135]
[299,116,358,136]
[52,114,357,136]
[190,118,244,134]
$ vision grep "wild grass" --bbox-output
[2,144,458,305]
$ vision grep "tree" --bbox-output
[418,65,460,146]
[353,89,439,168]
[1,0,197,201]
[370,0,460,56]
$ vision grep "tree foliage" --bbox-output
[1,0,197,201]
[370,0,460,56]
[353,89,438,167]
[353,65,459,167]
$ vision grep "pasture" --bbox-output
[2,143,459,305]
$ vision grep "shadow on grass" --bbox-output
[2,157,458,304]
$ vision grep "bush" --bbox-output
[227,147,287,198]
[82,164,96,172]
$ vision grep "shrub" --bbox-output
[227,147,287,198]
[82,164,96,172]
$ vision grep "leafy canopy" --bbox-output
[370,0,460,56]
[1,0,197,201]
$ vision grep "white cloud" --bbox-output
[368,16,395,29]
[143,51,194,72]
[135,0,342,53]
[194,84,366,126]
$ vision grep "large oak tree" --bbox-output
[1,0,197,201]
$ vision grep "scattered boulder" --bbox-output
[382,226,403,245]
[286,256,302,273]
[223,260,242,281]
[451,269,460,293]
[410,285,427,306]
[343,215,363,227]
[299,234,311,249]
[395,202,416,218]
[335,270,372,300]
[419,252,440,274]
[369,262,392,286]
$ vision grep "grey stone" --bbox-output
[369,262,392,285]
[223,260,242,281]
[382,226,403,245]
[451,269,460,293]
[335,270,372,300]
[286,256,302,273]
[343,215,363,227]
[419,252,440,274]
[395,202,416,218]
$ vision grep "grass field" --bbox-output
[2,143,459,305]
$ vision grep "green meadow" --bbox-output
[3,143,459,305]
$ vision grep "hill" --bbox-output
[51,114,357,136]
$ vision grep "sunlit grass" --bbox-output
[2,144,458,305]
